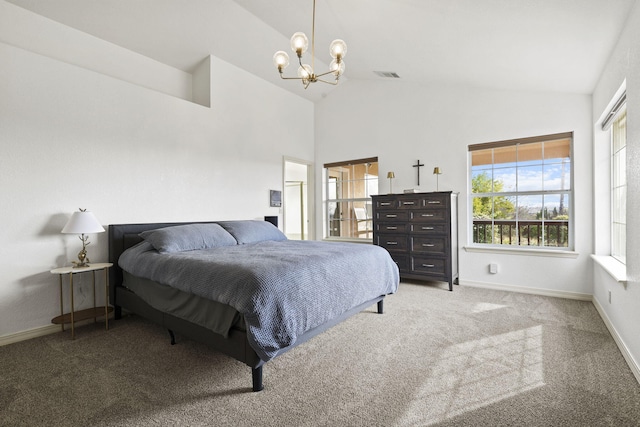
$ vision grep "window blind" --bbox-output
[601,92,626,131]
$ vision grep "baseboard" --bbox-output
[0,316,110,347]
[0,324,60,347]
[459,279,593,301]
[592,298,640,385]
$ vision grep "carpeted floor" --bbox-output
[1,282,639,426]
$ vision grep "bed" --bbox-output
[108,220,399,391]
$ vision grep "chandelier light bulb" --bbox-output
[273,51,290,70]
[330,39,347,59]
[290,32,309,57]
[330,59,345,76]
[297,64,313,79]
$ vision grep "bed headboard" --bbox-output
[108,221,219,309]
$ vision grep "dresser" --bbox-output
[372,191,459,290]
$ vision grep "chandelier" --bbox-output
[272,0,347,89]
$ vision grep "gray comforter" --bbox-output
[118,240,399,362]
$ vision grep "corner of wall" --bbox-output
[192,55,212,108]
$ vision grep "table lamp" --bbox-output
[61,208,105,267]
[387,171,395,194]
[433,167,442,191]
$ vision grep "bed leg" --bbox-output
[377,300,384,314]
[252,366,264,392]
[168,329,176,345]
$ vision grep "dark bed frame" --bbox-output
[108,221,386,392]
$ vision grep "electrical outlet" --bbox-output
[489,263,498,274]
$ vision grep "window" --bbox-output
[469,132,572,249]
[324,157,378,240]
[610,99,627,264]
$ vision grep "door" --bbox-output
[284,159,312,240]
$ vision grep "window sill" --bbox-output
[591,255,627,285]
[464,245,579,258]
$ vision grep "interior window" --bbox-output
[324,157,378,240]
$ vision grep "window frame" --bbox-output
[323,157,378,241]
[609,99,627,264]
[468,132,574,251]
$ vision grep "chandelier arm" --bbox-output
[315,69,339,79]
[315,78,339,86]
[279,75,307,81]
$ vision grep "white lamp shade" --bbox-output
[61,211,105,234]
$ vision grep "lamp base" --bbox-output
[72,261,91,268]
[72,245,90,268]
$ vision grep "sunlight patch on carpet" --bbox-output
[471,302,507,313]
[397,325,545,426]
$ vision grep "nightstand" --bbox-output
[50,262,113,339]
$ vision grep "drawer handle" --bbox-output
[422,227,434,230]
[403,201,415,205]
[386,241,398,245]
[422,264,435,268]
[380,202,391,206]
[386,214,398,218]
[427,201,441,204]
[386,226,398,230]
[421,214,434,217]
[422,244,435,247]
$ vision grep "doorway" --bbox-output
[284,158,313,240]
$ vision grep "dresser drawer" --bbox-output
[411,257,446,275]
[397,197,422,209]
[411,209,448,222]
[411,236,447,254]
[422,194,449,208]
[374,198,399,210]
[389,254,409,271]
[410,223,448,234]
[376,211,409,222]
[375,235,409,252]
[375,223,409,233]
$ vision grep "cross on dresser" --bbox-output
[413,160,425,185]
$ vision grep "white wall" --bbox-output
[0,1,193,102]
[0,5,314,337]
[315,80,593,297]
[591,1,640,377]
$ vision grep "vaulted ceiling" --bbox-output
[7,0,636,102]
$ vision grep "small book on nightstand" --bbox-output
[403,188,419,193]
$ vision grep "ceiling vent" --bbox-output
[373,71,401,78]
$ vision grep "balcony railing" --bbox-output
[473,220,569,247]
